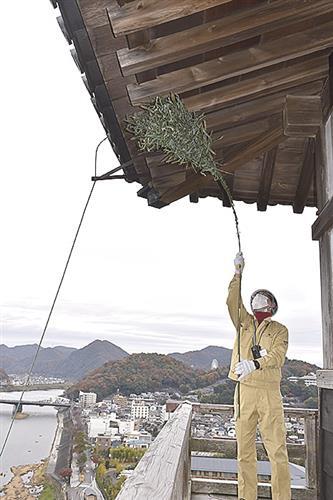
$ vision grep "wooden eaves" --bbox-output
[51,0,333,212]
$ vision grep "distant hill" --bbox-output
[53,340,128,380]
[68,353,225,400]
[0,344,76,374]
[282,358,319,378]
[0,341,128,381]
[169,345,232,370]
[1,339,320,394]
[69,349,321,404]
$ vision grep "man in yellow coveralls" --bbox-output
[227,252,291,500]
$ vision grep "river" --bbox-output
[0,389,63,487]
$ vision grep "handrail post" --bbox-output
[304,412,318,490]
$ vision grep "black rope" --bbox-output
[0,137,107,459]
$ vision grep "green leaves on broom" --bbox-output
[126,94,231,198]
[126,94,240,250]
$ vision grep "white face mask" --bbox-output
[252,293,271,312]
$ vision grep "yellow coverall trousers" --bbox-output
[235,384,291,500]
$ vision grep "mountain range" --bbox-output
[0,341,318,385]
[0,340,128,381]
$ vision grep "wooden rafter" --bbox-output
[108,0,232,37]
[183,56,328,112]
[116,0,333,76]
[257,147,278,211]
[293,138,315,214]
[204,81,324,131]
[159,125,287,205]
[213,116,282,151]
[223,126,286,173]
[127,21,333,105]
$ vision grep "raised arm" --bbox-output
[227,273,252,328]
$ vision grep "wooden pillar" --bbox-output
[313,115,333,500]
[304,413,319,490]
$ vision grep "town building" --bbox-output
[79,391,97,408]
[288,372,317,387]
[131,400,150,420]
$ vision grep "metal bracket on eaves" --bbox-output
[91,159,134,181]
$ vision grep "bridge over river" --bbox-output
[0,399,71,414]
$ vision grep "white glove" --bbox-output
[235,359,256,380]
[234,252,244,274]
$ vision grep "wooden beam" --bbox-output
[116,0,333,76]
[213,116,281,149]
[191,437,305,461]
[304,413,318,489]
[204,81,324,131]
[257,147,278,211]
[223,126,286,174]
[293,138,315,214]
[160,125,286,205]
[160,171,208,205]
[184,56,328,112]
[127,21,333,105]
[108,0,232,37]
[191,479,316,500]
[284,96,322,138]
[312,196,333,240]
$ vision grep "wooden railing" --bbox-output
[116,403,192,499]
[191,404,319,499]
[116,403,318,500]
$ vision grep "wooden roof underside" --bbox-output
[53,0,333,212]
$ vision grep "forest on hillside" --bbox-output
[68,352,318,408]
[68,353,227,399]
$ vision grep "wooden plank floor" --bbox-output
[191,495,266,499]
[192,495,236,499]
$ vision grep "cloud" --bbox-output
[2,301,323,366]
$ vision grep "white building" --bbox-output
[131,400,150,420]
[117,419,135,435]
[287,372,317,387]
[88,415,119,438]
[123,430,152,449]
[211,359,219,370]
[79,391,97,408]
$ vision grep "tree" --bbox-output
[96,463,107,478]
[58,468,72,482]
[77,453,87,472]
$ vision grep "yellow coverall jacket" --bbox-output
[227,274,291,500]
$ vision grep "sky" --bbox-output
[0,1,323,366]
